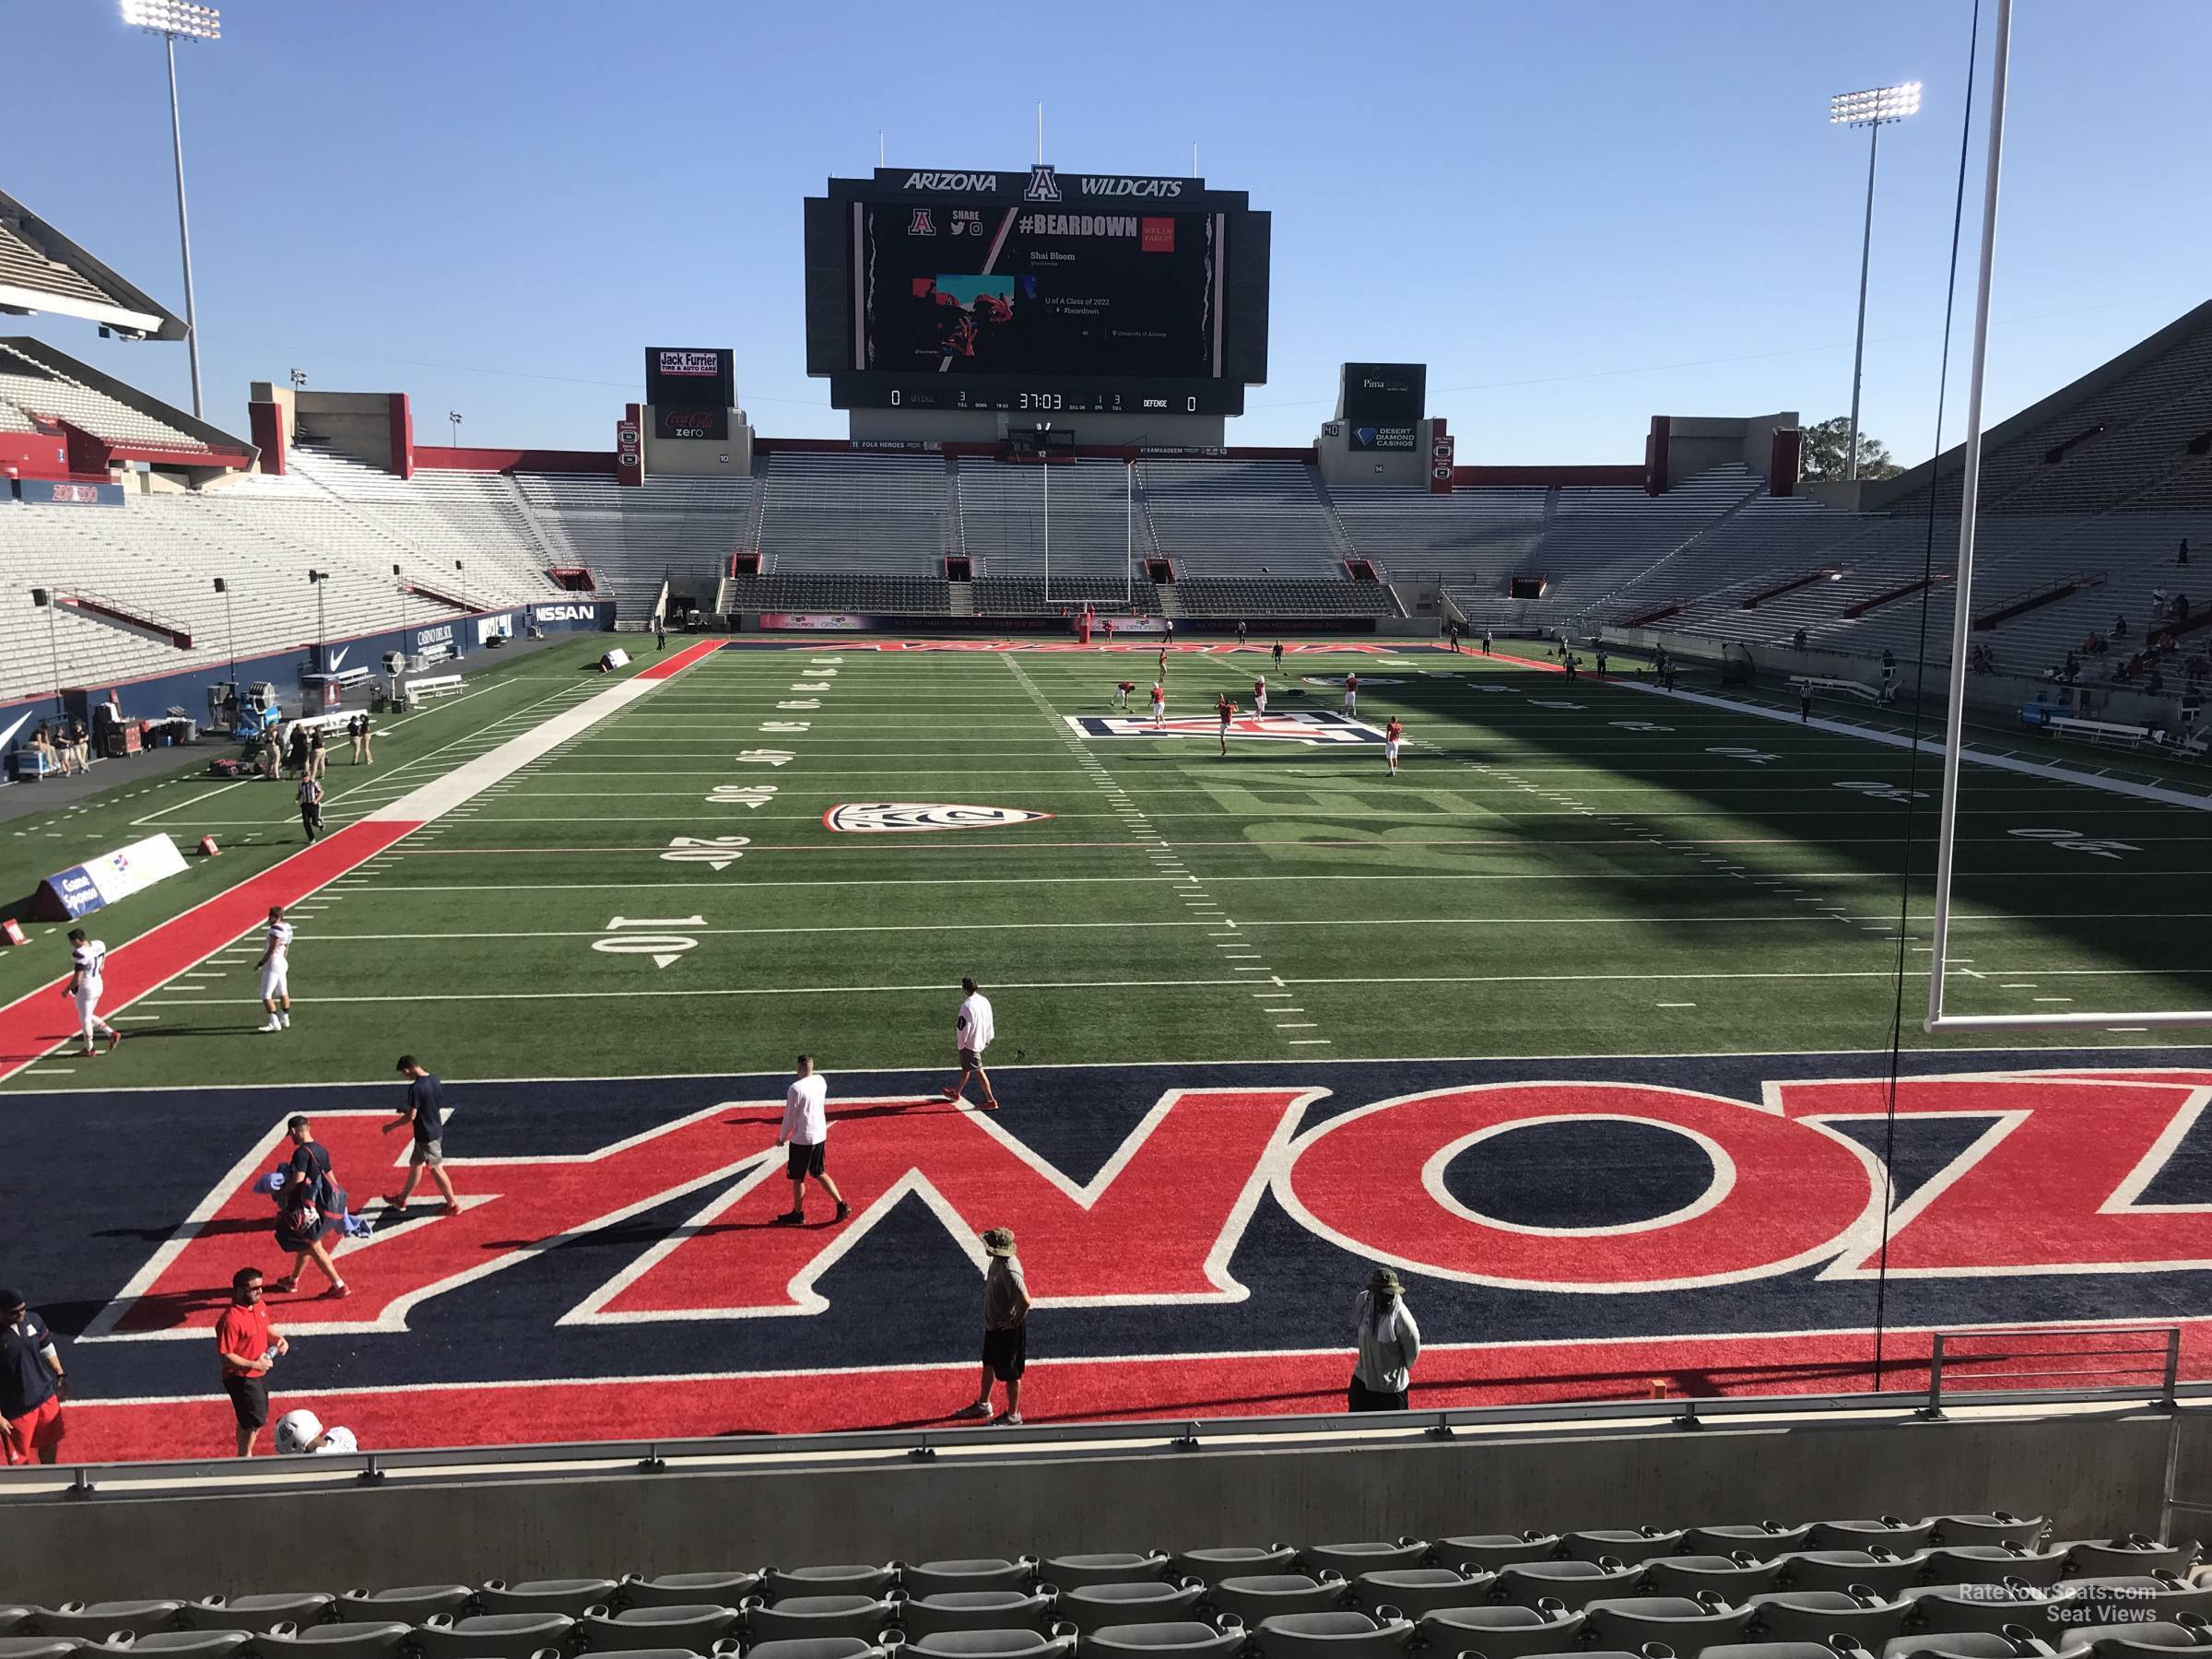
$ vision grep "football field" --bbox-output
[3,633,2209,1082]
[0,633,2206,1463]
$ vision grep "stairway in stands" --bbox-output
[948,580,975,615]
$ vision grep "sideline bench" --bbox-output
[392,673,465,712]
[2019,708,2150,748]
[1791,675,1880,704]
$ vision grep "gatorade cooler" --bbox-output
[199,835,221,857]
[1,918,25,947]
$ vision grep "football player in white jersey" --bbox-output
[62,928,120,1056]
[274,1408,358,1456]
[256,905,294,1033]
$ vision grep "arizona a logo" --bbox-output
[1023,165,1062,202]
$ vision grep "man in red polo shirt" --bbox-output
[215,1266,288,1457]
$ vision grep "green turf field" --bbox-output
[2,634,2206,1091]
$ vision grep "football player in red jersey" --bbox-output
[1149,681,1167,725]
[1113,679,1135,711]
[1216,693,1236,755]
[1253,676,1267,716]
[1384,717,1405,776]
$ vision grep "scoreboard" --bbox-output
[805,166,1270,417]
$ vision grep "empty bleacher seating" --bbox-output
[1,1515,2198,1659]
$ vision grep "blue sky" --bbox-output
[9,1,2208,465]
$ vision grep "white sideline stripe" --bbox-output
[1630,680,2212,812]
[130,964,2212,1008]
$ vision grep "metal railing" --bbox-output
[5,1335,2200,1502]
[1920,1324,2183,1419]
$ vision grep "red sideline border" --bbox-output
[48,1316,2212,1462]
[0,643,724,1083]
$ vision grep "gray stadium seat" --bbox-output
[741,1596,904,1643]
[900,1630,1077,1659]
[0,1621,29,1641]
[1645,1559,1788,1598]
[1905,1583,2077,1639]
[904,1565,1041,1598]
[35,1608,183,1643]
[1689,1527,1816,1562]
[1346,1572,1492,1619]
[765,1570,901,1601]
[743,1641,885,1659]
[1494,1561,1644,1611]
[1583,1594,1758,1650]
[2068,1578,2212,1621]
[2056,1618,2212,1658]
[1782,1554,1928,1596]
[576,1604,743,1650]
[478,1580,618,1617]
[619,1573,764,1609]
[1250,1610,1413,1659]
[1932,1519,2048,1550]
[335,1588,473,1625]
[1564,1529,1689,1566]
[181,1597,333,1634]
[417,1613,574,1659]
[1058,1584,1206,1635]
[1433,1535,1562,1573]
[1208,1578,1347,1625]
[900,1594,1061,1639]
[90,1637,252,1659]
[1810,1524,1938,1556]
[0,1642,88,1659]
[255,1625,412,1659]
[1882,1630,2050,1659]
[1414,1601,1588,1659]
[1298,1545,1429,1578]
[1171,1549,1297,1588]
[1924,1551,2070,1589]
[1702,1644,1866,1659]
[1079,1620,1246,1659]
[2061,1544,2203,1581]
[1041,1558,1170,1592]
[1741,1590,1911,1645]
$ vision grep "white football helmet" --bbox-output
[273,1408,324,1455]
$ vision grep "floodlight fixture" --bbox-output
[122,0,219,39]
[122,0,220,418]
[1830,80,1922,482]
[1830,81,1921,125]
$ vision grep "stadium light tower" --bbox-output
[307,568,327,658]
[121,0,219,421]
[1830,80,1921,483]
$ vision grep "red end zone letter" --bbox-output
[1779,1073,2212,1276]
[582,1088,1314,1320]
[1281,1082,1876,1290]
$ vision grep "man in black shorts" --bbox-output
[773,1054,849,1225]
[214,1267,286,1456]
[952,1227,1030,1425]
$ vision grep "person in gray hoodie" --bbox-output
[1349,1265,1420,1411]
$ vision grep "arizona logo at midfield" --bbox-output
[823,803,1055,833]
[1068,711,1384,745]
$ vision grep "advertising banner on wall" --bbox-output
[1340,362,1425,452]
[757,613,875,631]
[645,348,735,441]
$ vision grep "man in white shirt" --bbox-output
[257,905,294,1033]
[274,1408,359,1456]
[62,929,120,1057]
[773,1054,849,1226]
[943,978,999,1111]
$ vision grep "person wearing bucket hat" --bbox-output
[952,1226,1030,1425]
[1348,1265,1420,1412]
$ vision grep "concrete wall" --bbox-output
[292,392,400,470]
[643,411,756,477]
[1662,413,1800,489]
[0,1410,2183,1606]
[2176,1410,2212,1526]
[1316,419,1426,489]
